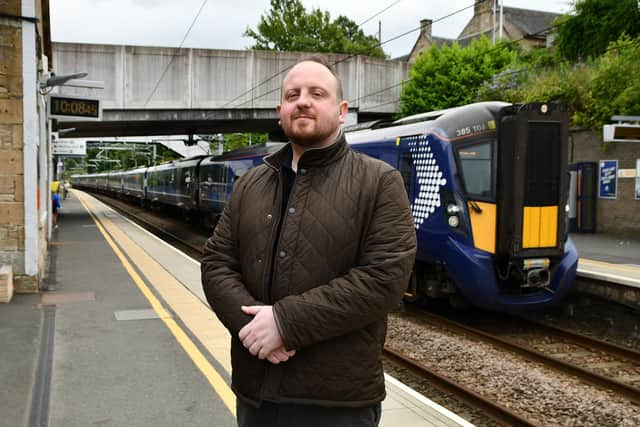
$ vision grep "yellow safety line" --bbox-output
[75,193,236,416]
[580,258,640,273]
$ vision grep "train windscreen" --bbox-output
[455,140,494,199]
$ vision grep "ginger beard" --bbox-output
[278,105,344,148]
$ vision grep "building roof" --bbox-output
[503,6,560,38]
[431,36,454,48]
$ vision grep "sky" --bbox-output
[50,0,573,59]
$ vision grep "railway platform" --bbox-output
[0,191,471,427]
[571,233,640,308]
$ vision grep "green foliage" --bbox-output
[220,133,268,152]
[478,35,640,133]
[399,37,517,116]
[553,0,640,61]
[576,37,640,130]
[82,143,181,173]
[244,0,386,58]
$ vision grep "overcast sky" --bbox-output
[50,0,573,59]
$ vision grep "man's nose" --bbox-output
[296,91,312,107]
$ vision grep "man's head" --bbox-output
[277,56,348,148]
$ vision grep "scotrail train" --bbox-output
[72,101,578,312]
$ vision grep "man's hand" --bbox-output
[239,305,294,361]
[266,346,296,364]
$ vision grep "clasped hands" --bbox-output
[239,305,296,364]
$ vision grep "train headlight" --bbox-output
[447,203,461,215]
[448,215,460,228]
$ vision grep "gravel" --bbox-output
[386,312,640,426]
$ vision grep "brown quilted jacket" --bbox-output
[201,133,416,407]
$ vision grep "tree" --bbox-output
[220,133,268,152]
[554,0,640,61]
[398,37,517,116]
[478,35,640,135]
[244,0,386,58]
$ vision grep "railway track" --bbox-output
[410,308,640,405]
[89,192,207,258]
[383,347,539,426]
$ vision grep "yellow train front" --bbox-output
[347,101,578,311]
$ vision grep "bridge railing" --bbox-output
[52,42,408,114]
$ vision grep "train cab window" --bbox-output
[456,141,494,199]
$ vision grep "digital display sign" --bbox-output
[49,95,101,120]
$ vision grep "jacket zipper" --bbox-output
[261,170,283,305]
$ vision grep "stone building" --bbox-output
[407,1,560,63]
[0,0,52,294]
[570,130,640,238]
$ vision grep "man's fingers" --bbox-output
[267,354,281,364]
[248,341,261,356]
[241,305,261,315]
[238,325,248,341]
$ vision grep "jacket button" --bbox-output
[257,258,263,263]
[298,168,307,175]
[267,214,273,221]
[279,251,286,258]
[288,207,296,214]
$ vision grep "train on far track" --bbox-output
[72,101,578,312]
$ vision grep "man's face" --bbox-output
[277,61,348,148]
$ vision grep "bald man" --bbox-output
[202,55,416,427]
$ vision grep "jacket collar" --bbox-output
[264,131,349,171]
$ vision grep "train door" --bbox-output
[568,162,597,232]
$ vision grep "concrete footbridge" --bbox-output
[51,43,409,139]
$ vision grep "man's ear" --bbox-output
[338,100,348,124]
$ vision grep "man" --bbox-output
[52,190,61,229]
[201,56,416,427]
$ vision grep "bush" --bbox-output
[399,37,517,116]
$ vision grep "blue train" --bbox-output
[72,101,578,312]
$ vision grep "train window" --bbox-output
[456,141,493,198]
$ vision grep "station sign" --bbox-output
[49,95,102,120]
[52,139,87,157]
[598,159,617,199]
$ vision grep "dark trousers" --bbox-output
[236,399,382,427]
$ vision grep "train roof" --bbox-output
[346,101,510,144]
[211,142,286,161]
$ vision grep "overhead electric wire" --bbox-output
[357,0,403,27]
[230,0,482,108]
[223,0,451,108]
[143,0,209,107]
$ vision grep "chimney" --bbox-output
[420,19,433,43]
[474,0,493,17]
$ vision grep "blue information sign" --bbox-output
[599,160,617,199]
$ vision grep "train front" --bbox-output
[419,102,578,311]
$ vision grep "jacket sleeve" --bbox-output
[201,177,262,335]
[272,169,417,350]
